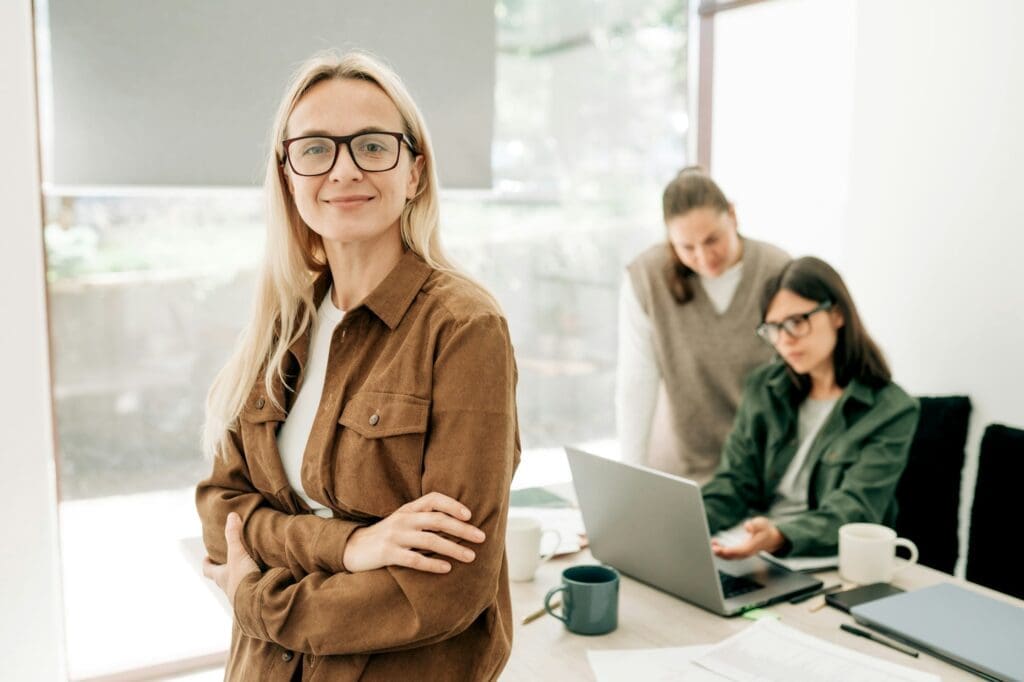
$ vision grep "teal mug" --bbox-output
[544,565,619,635]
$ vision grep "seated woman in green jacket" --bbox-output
[702,256,919,559]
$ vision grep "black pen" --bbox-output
[840,623,919,658]
[789,582,842,604]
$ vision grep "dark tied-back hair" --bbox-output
[761,256,891,395]
[662,166,732,304]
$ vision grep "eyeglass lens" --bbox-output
[758,311,816,344]
[289,133,401,175]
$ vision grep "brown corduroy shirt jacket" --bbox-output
[196,251,520,681]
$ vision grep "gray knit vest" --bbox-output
[626,238,790,480]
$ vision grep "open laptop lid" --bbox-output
[852,583,1024,681]
[565,447,820,616]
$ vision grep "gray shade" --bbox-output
[47,0,494,188]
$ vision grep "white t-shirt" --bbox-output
[615,260,744,465]
[767,396,838,521]
[276,287,345,518]
[714,396,838,550]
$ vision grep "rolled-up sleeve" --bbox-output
[232,312,519,656]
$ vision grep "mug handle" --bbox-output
[539,529,562,563]
[893,537,919,575]
[544,585,569,624]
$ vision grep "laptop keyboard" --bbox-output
[719,571,763,599]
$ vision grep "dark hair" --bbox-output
[761,256,891,396]
[661,166,733,304]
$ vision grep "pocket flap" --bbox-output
[821,447,858,465]
[339,391,430,438]
[239,393,287,424]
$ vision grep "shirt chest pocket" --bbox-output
[334,391,430,518]
[811,446,858,504]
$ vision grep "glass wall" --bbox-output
[41,0,687,676]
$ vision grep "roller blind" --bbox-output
[46,0,495,188]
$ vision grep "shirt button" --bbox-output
[369,413,380,426]
[256,397,265,409]
[282,651,293,662]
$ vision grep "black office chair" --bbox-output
[894,396,971,575]
[967,423,1024,599]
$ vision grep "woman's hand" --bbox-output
[711,516,785,559]
[202,512,260,604]
[343,492,486,574]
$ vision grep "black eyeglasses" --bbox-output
[281,132,418,176]
[756,301,833,345]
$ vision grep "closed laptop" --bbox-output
[852,582,1024,681]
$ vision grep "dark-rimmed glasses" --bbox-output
[281,132,417,176]
[756,301,833,345]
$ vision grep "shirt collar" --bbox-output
[285,251,433,371]
[309,249,433,329]
[767,361,877,414]
[359,249,434,330]
[842,378,876,409]
[767,361,798,400]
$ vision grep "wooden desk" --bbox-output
[502,550,1022,680]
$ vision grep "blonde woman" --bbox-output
[196,51,519,681]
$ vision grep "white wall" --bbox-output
[0,0,67,677]
[844,0,1024,574]
[712,0,1024,576]
[711,0,856,265]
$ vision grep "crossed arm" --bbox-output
[196,313,519,655]
[195,428,484,579]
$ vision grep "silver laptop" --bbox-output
[852,583,1024,681]
[565,447,821,617]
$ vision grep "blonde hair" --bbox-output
[202,50,456,459]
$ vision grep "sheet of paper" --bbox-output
[760,551,838,572]
[587,646,725,681]
[510,486,573,508]
[693,619,939,682]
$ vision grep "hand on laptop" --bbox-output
[711,516,785,559]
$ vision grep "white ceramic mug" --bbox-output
[506,516,561,582]
[839,523,919,584]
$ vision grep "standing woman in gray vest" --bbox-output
[617,167,788,482]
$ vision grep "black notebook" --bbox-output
[825,582,904,613]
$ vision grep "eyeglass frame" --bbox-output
[280,131,420,176]
[755,300,834,345]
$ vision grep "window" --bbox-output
[41,0,687,676]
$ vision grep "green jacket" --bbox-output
[702,361,920,556]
